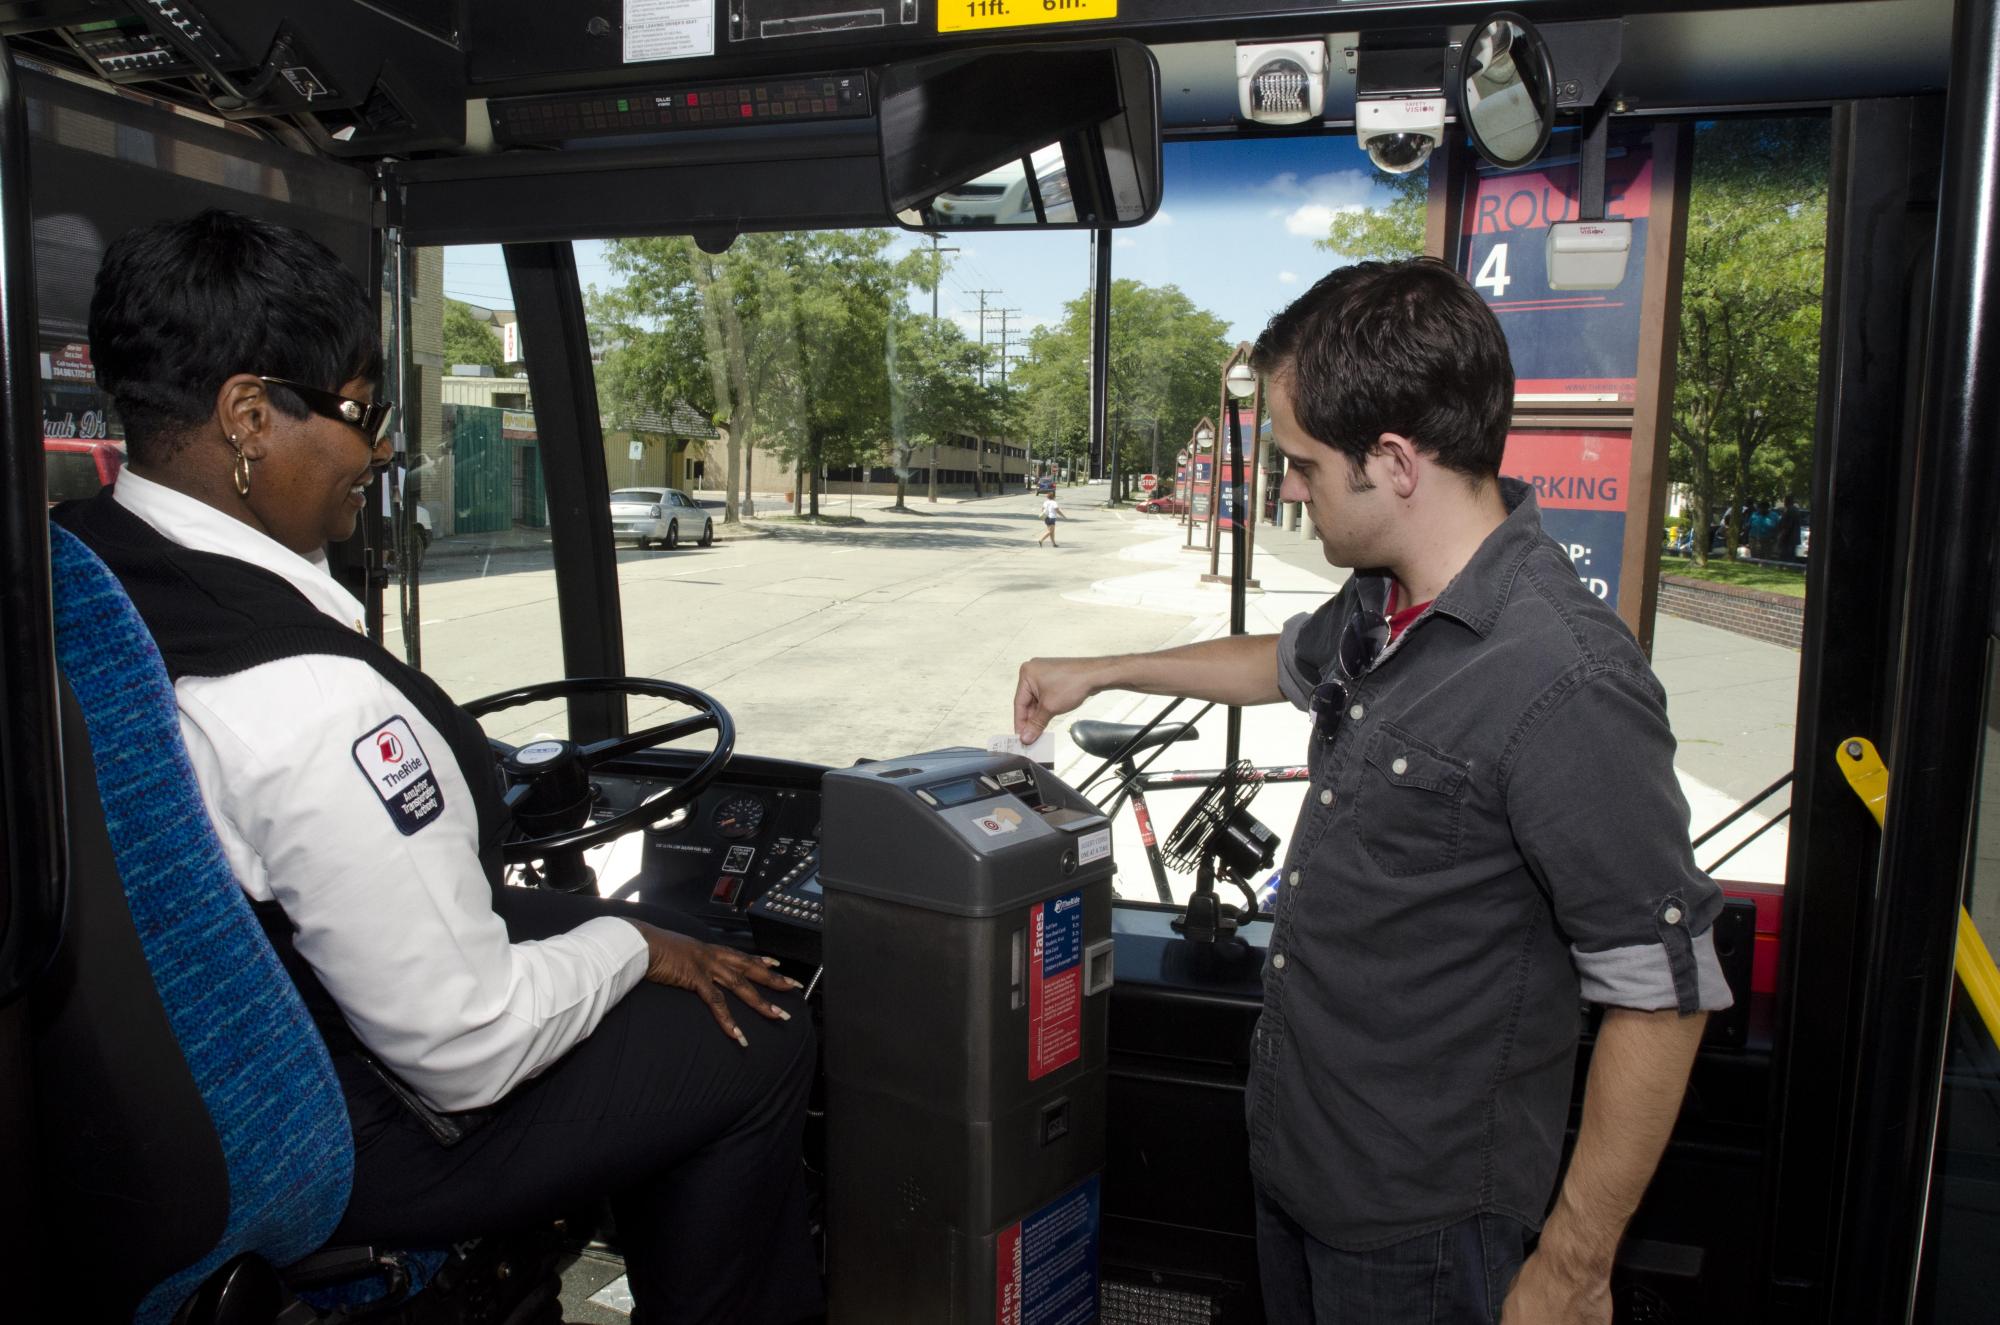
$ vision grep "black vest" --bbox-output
[55,492,508,1058]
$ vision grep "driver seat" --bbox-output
[32,526,469,1323]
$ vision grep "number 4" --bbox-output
[1474,242,1512,298]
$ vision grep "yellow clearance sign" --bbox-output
[937,0,1116,35]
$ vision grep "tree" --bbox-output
[1670,119,1828,566]
[1316,170,1428,262]
[443,299,503,372]
[887,313,1001,511]
[592,231,902,522]
[1012,280,1232,499]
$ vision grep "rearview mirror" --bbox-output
[879,41,1161,231]
[1460,12,1556,171]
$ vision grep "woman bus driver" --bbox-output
[54,210,821,1325]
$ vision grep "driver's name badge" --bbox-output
[352,716,445,836]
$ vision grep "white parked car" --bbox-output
[927,144,1074,226]
[609,487,713,550]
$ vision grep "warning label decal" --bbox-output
[995,1176,1101,1325]
[1029,891,1083,1081]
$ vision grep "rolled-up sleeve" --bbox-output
[1504,663,1734,1015]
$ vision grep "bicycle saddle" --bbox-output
[1069,720,1200,760]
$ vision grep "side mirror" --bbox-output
[1459,11,1556,171]
[878,40,1161,231]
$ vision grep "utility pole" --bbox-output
[995,308,1022,490]
[925,234,959,504]
[970,290,1003,496]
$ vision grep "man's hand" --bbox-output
[1500,1006,1706,1325]
[627,920,800,1047]
[1499,1249,1610,1325]
[1014,657,1102,744]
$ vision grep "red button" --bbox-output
[710,875,741,905]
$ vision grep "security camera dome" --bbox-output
[1365,132,1435,174]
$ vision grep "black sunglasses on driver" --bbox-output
[259,375,396,443]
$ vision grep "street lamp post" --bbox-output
[1185,419,1215,548]
[1204,345,1262,590]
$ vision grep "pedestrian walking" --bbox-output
[1037,493,1065,546]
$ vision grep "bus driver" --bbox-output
[1013,260,1733,1325]
[56,210,821,1325]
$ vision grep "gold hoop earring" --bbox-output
[229,435,252,498]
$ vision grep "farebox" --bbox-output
[821,748,1117,1325]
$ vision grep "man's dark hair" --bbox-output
[1250,258,1513,480]
[89,209,382,464]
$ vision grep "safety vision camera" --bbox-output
[1353,40,1449,176]
[1354,94,1447,174]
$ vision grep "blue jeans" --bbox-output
[1255,1190,1530,1325]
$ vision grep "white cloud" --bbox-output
[1251,168,1381,241]
[1277,271,1299,285]
[1152,210,1174,226]
[1114,236,1137,249]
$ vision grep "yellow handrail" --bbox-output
[1837,736,2000,1047]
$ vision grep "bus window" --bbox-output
[1916,642,2000,1320]
[1657,117,1831,888]
[387,243,569,743]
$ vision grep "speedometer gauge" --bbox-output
[711,794,767,840]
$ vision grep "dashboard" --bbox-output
[589,752,827,936]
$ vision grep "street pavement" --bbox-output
[402,482,1801,900]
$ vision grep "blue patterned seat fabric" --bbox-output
[49,524,443,1322]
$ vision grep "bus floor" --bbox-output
[558,1244,636,1322]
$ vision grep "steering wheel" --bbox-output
[462,676,735,865]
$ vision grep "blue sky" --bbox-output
[441,135,1399,350]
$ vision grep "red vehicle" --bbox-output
[44,438,124,504]
[1137,495,1187,515]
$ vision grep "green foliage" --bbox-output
[887,314,1001,462]
[1658,556,1806,599]
[1670,118,1829,565]
[1011,279,1232,488]
[590,231,908,518]
[1316,170,1427,262]
[442,299,503,372]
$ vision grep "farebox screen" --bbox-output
[923,776,989,807]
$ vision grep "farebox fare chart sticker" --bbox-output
[1029,891,1084,1080]
[352,716,445,836]
[995,1175,1101,1325]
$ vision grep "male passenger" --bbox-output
[1013,260,1731,1324]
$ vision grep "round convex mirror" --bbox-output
[1461,12,1555,171]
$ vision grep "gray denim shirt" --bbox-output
[1251,478,1732,1251]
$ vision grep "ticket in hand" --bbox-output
[987,731,1055,766]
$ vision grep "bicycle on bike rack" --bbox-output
[1069,697,1309,907]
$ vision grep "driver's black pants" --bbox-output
[329,889,822,1324]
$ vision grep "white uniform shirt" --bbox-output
[114,470,648,1111]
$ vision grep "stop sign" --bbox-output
[1139,473,1158,492]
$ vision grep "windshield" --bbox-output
[396,121,1818,902]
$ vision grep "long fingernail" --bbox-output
[733,1028,749,1048]
[774,1007,792,1021]
[786,977,805,989]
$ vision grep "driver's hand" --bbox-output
[627,920,801,1047]
[1014,657,1099,745]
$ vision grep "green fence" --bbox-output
[444,403,546,532]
